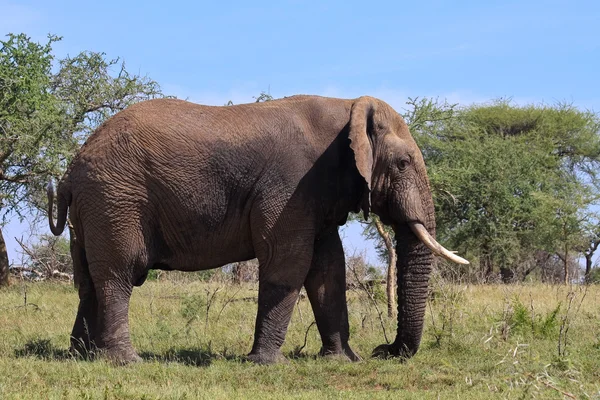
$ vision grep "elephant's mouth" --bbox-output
[407,222,469,265]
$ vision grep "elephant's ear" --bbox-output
[349,96,377,218]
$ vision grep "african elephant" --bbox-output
[47,95,467,365]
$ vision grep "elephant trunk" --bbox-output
[390,224,434,358]
[371,166,468,360]
[385,174,467,358]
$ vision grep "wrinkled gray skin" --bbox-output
[48,95,436,365]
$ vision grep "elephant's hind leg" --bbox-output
[71,287,98,358]
[83,215,152,365]
[70,238,98,358]
[91,267,141,365]
[304,228,361,361]
[87,242,147,364]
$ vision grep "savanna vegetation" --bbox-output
[1,277,599,399]
[2,32,600,398]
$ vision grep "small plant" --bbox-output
[510,299,531,335]
[503,297,561,339]
[537,305,561,338]
[180,294,206,321]
[427,275,466,347]
[146,269,160,281]
[346,251,390,344]
[180,287,222,334]
[593,328,600,350]
[557,286,588,358]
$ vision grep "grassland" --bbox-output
[0,276,599,399]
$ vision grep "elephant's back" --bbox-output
[78,97,293,159]
[80,95,352,156]
[68,99,222,179]
[67,97,272,214]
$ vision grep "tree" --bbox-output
[373,218,396,317]
[359,97,600,284]
[0,33,163,286]
[414,99,600,282]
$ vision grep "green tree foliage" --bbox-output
[356,97,600,283]
[0,33,163,286]
[413,99,600,282]
[0,34,65,217]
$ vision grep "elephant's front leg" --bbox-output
[248,235,315,365]
[304,228,361,361]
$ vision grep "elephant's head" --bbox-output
[348,96,468,360]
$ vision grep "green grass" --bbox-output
[1,278,599,399]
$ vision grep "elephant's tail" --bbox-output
[47,179,70,236]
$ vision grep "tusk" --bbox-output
[408,222,470,265]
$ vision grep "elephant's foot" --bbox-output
[247,350,288,365]
[100,345,142,366]
[371,343,413,361]
[69,336,96,360]
[319,344,362,362]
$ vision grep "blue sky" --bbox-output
[1,0,599,265]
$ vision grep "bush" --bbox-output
[508,298,560,339]
[587,267,600,284]
[13,234,72,280]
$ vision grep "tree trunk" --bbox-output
[0,227,10,287]
[483,254,494,282]
[563,243,569,285]
[480,243,494,282]
[583,239,599,283]
[521,264,538,281]
[374,218,396,318]
[585,254,593,283]
[233,261,246,285]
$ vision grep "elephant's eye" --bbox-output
[398,157,411,171]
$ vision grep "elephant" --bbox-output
[47,95,468,365]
